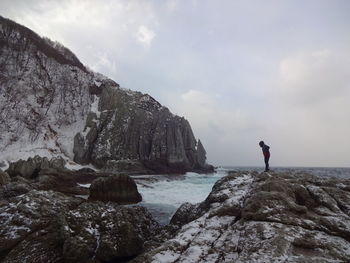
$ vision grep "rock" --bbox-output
[73,85,212,174]
[6,155,67,179]
[131,172,350,263]
[0,16,212,175]
[0,189,159,262]
[103,159,152,175]
[0,171,10,185]
[0,180,31,199]
[196,139,206,168]
[3,166,143,201]
[89,174,142,204]
[62,203,158,262]
[0,160,8,170]
[0,16,95,161]
[77,167,96,173]
[170,202,202,227]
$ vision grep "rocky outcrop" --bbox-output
[2,158,145,204]
[0,16,95,161]
[0,190,159,262]
[103,159,153,175]
[0,15,212,174]
[89,174,142,204]
[73,84,211,173]
[196,139,206,168]
[6,155,66,179]
[0,171,10,185]
[131,172,350,263]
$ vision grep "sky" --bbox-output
[1,0,350,167]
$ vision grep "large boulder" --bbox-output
[89,174,142,204]
[131,172,350,263]
[0,189,159,262]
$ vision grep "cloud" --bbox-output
[178,89,249,132]
[260,48,350,166]
[1,0,350,167]
[166,0,179,11]
[170,90,260,165]
[136,25,156,47]
[0,0,159,60]
[278,49,350,105]
[90,52,117,75]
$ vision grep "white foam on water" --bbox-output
[137,169,229,225]
[138,170,227,207]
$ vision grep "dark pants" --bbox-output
[264,154,270,171]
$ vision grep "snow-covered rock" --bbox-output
[0,15,212,174]
[0,189,159,262]
[131,171,350,263]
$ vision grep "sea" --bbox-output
[136,166,350,225]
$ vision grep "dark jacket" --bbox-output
[262,145,270,157]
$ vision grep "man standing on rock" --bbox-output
[259,141,270,172]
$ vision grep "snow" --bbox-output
[140,171,350,262]
[77,183,91,188]
[153,250,180,263]
[141,173,259,262]
[85,222,99,235]
[90,95,101,119]
[94,79,102,87]
[75,195,89,199]
[65,161,98,171]
[0,36,103,166]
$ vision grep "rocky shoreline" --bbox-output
[132,171,350,262]
[1,162,350,262]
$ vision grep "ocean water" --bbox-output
[137,169,228,225]
[136,167,350,225]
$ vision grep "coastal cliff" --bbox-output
[0,15,212,174]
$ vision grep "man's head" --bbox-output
[259,141,264,147]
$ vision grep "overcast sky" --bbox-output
[1,0,350,167]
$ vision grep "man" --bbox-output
[259,141,270,172]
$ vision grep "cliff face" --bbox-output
[73,83,208,173]
[0,15,94,160]
[0,16,211,173]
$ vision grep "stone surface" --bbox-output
[196,140,206,168]
[0,189,159,262]
[0,15,95,161]
[73,85,211,173]
[0,179,31,199]
[6,155,66,179]
[2,166,145,205]
[131,171,350,263]
[0,171,10,185]
[89,174,142,204]
[0,16,212,175]
[103,159,153,175]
